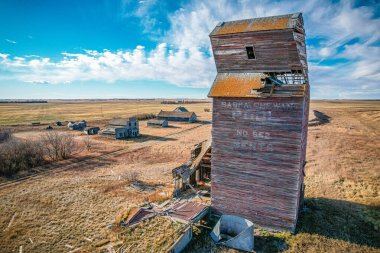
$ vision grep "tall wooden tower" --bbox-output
[208,13,309,232]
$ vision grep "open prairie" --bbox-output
[0,100,211,126]
[0,100,379,253]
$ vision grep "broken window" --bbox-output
[246,46,255,59]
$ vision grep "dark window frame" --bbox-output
[245,46,256,60]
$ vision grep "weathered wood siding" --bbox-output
[211,30,306,72]
[211,97,307,231]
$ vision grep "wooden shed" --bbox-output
[83,127,100,135]
[208,13,309,232]
[157,110,197,123]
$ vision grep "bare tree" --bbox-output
[124,170,140,182]
[42,132,77,161]
[83,138,93,151]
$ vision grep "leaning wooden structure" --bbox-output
[208,13,309,232]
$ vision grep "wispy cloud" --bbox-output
[5,39,17,44]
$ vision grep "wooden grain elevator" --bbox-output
[208,13,309,232]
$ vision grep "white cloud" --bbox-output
[0,44,215,87]
[5,39,17,44]
[0,53,9,59]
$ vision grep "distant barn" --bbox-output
[157,110,197,123]
[174,106,189,112]
[208,13,309,232]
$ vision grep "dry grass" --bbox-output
[0,108,211,252]
[0,100,211,125]
[81,216,185,253]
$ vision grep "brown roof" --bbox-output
[208,73,267,98]
[124,208,156,226]
[157,111,195,118]
[210,13,301,36]
[147,119,167,124]
[208,73,307,98]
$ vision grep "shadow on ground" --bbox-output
[198,120,212,125]
[184,197,380,253]
[126,134,177,143]
[296,198,380,248]
[309,110,331,126]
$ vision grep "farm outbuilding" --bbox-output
[101,117,139,139]
[172,140,211,196]
[157,111,197,123]
[68,120,87,131]
[208,13,309,232]
[147,119,168,127]
[83,127,100,135]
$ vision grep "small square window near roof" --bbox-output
[246,46,256,59]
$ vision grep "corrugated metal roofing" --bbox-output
[208,73,307,98]
[208,73,268,98]
[210,13,301,36]
[170,201,209,223]
[157,111,195,118]
[124,208,156,226]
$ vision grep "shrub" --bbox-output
[83,138,93,151]
[124,170,140,182]
[0,139,45,176]
[132,113,156,120]
[0,130,12,143]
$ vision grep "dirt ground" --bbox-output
[0,100,379,253]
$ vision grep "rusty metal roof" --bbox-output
[210,13,301,36]
[170,201,209,223]
[208,73,307,98]
[208,73,268,98]
[124,208,156,226]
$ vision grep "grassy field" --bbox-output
[0,100,379,253]
[0,100,211,125]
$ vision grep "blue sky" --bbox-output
[0,0,379,99]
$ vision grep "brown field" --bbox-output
[0,100,379,253]
[0,99,211,126]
